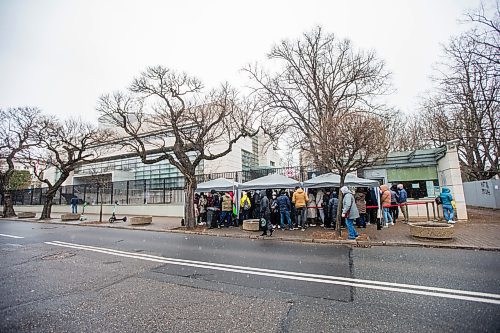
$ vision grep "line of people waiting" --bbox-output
[193,183,415,233]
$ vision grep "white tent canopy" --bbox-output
[303,173,379,188]
[239,174,301,190]
[195,178,239,193]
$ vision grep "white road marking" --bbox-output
[45,240,500,305]
[0,233,24,239]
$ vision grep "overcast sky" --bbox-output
[0,0,484,123]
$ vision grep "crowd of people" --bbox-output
[193,183,455,240]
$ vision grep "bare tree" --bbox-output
[464,1,500,66]
[312,112,389,231]
[97,66,260,228]
[27,118,108,219]
[387,111,430,152]
[245,26,392,166]
[0,107,47,217]
[420,6,499,181]
[245,27,393,234]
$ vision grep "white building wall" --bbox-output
[203,136,253,174]
[257,132,282,167]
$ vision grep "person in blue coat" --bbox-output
[70,195,78,214]
[397,184,409,223]
[277,191,292,230]
[440,187,455,223]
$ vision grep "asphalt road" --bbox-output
[0,219,499,332]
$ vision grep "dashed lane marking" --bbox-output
[0,233,24,239]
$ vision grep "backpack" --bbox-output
[243,198,250,210]
[213,195,221,208]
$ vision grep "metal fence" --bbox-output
[5,166,324,206]
[7,177,187,206]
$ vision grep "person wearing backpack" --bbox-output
[239,191,251,224]
[440,187,455,224]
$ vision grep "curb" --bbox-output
[4,218,500,251]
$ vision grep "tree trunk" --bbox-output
[40,193,55,220]
[2,192,16,218]
[184,176,197,228]
[336,175,346,236]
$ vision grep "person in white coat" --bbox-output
[316,189,325,226]
[307,190,317,226]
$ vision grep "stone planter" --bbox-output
[61,213,81,221]
[409,222,454,239]
[17,212,36,218]
[130,216,152,225]
[242,219,260,231]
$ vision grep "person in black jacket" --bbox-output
[327,192,339,230]
[365,187,377,224]
[253,190,262,219]
[260,191,273,236]
[323,189,331,228]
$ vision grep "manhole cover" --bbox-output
[42,252,75,260]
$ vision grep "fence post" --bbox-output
[431,202,437,221]
[83,184,87,204]
[96,185,100,205]
[30,188,34,205]
[126,181,129,205]
[163,178,166,204]
[59,188,62,205]
[110,182,114,204]
[425,202,430,222]
[143,180,147,204]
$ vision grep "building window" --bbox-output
[241,149,258,171]
[252,136,258,156]
[390,180,439,199]
[270,161,275,167]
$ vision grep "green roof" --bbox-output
[366,146,447,170]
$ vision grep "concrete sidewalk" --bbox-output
[5,211,500,251]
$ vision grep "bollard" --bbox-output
[425,202,430,222]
